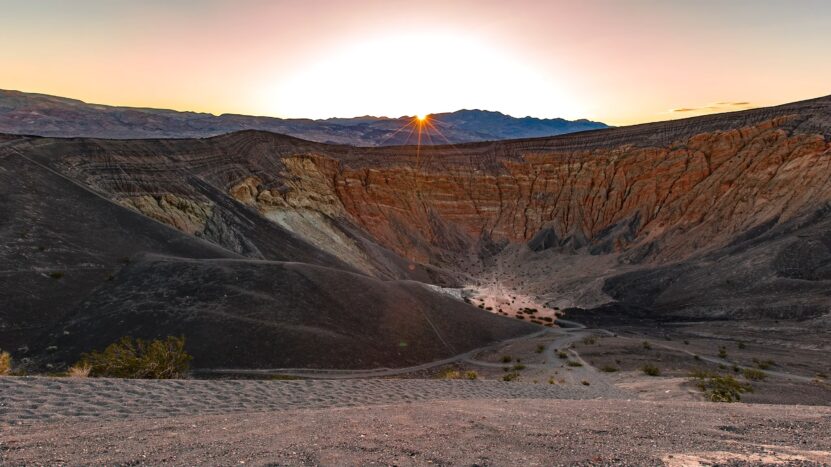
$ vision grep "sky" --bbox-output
[1,0,830,125]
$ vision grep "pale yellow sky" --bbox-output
[1,0,829,125]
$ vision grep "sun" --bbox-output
[416,114,427,122]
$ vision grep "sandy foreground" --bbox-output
[2,377,831,465]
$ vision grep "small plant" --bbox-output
[566,360,583,367]
[0,351,11,376]
[49,271,64,279]
[557,351,568,359]
[600,365,618,373]
[501,355,512,363]
[737,342,746,349]
[694,355,701,361]
[581,380,590,386]
[464,371,478,380]
[642,341,652,350]
[817,372,828,380]
[582,336,597,345]
[692,373,752,402]
[502,372,519,382]
[718,346,728,359]
[438,369,461,380]
[512,364,526,371]
[641,364,660,376]
[753,358,774,370]
[67,363,91,378]
[743,368,767,381]
[269,374,302,380]
[535,345,545,353]
[548,377,556,384]
[683,340,690,345]
[78,336,192,379]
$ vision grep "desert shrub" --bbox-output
[512,364,526,371]
[270,374,302,380]
[49,271,64,279]
[737,341,747,349]
[694,374,752,402]
[718,346,728,359]
[535,345,545,354]
[78,336,192,379]
[548,377,556,384]
[439,369,461,380]
[600,365,618,373]
[683,340,690,345]
[581,380,590,386]
[557,351,568,359]
[743,368,767,381]
[515,315,525,320]
[67,363,91,378]
[566,360,583,367]
[0,351,11,376]
[582,336,597,345]
[641,364,660,376]
[817,372,828,380]
[464,371,478,380]
[501,355,512,363]
[502,372,519,382]
[642,341,652,350]
[753,358,774,370]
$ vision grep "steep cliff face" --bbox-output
[219,116,830,267]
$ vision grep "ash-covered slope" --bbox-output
[0,89,607,145]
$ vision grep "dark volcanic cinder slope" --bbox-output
[41,256,533,369]
[0,137,535,370]
[1,95,830,371]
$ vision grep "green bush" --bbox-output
[438,369,461,379]
[464,371,478,380]
[695,374,752,402]
[0,351,11,376]
[78,336,192,379]
[641,364,660,376]
[753,358,775,370]
[502,372,519,382]
[743,368,767,381]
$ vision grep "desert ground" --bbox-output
[4,315,830,465]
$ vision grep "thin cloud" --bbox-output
[671,101,753,113]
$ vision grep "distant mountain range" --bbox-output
[0,89,608,145]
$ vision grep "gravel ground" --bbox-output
[0,377,627,425]
[4,398,830,465]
